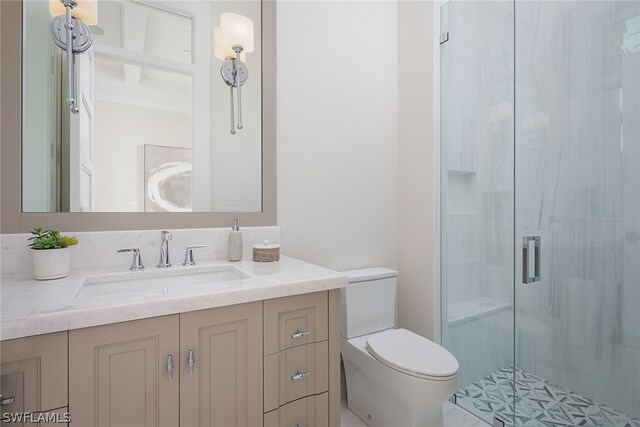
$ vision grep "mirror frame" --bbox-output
[0,0,276,233]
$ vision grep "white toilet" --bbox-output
[340,268,459,427]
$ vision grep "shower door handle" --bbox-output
[522,236,540,284]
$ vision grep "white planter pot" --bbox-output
[32,248,70,280]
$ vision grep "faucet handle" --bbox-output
[183,245,206,266]
[161,230,172,240]
[117,248,145,271]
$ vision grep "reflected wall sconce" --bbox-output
[214,13,254,135]
[49,0,97,114]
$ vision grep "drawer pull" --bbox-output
[0,393,15,406]
[291,370,310,381]
[188,349,195,374]
[167,355,174,380]
[291,330,310,339]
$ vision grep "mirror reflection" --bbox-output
[22,0,262,213]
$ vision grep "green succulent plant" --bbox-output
[28,227,79,250]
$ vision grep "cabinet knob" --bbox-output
[0,393,15,406]
[167,355,174,380]
[291,330,310,339]
[291,370,310,381]
[188,349,195,374]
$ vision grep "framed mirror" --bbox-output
[0,0,276,232]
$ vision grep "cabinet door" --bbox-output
[69,315,179,427]
[180,302,263,427]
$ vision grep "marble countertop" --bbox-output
[0,256,347,340]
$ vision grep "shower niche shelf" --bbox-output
[446,170,477,216]
[447,296,511,327]
[447,257,478,267]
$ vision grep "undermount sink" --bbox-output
[74,264,251,300]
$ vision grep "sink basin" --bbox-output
[74,264,251,300]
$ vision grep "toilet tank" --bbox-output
[341,268,398,339]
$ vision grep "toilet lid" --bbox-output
[366,329,459,379]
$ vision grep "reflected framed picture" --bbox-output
[144,145,192,212]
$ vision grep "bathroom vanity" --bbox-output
[0,0,348,424]
[0,257,347,427]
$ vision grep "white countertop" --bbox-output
[0,256,347,340]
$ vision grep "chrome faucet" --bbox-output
[117,248,144,271]
[158,230,172,268]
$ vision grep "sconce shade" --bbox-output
[214,27,247,62]
[219,13,254,53]
[49,0,98,26]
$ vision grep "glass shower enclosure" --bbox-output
[440,1,640,425]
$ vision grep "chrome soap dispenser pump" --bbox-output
[228,218,243,262]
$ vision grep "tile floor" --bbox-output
[340,399,490,427]
[455,367,640,427]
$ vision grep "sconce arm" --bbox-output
[49,0,93,114]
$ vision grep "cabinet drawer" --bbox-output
[264,292,328,355]
[0,332,68,415]
[264,393,329,427]
[264,341,328,412]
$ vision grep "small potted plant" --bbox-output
[28,228,78,280]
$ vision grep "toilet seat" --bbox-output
[366,328,459,381]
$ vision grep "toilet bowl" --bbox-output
[340,268,459,427]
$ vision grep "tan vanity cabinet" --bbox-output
[12,288,341,427]
[179,301,263,427]
[68,315,180,427]
[0,332,68,423]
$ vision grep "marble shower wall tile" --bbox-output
[0,226,279,276]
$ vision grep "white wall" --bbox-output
[277,1,399,272]
[277,1,440,341]
[397,1,437,340]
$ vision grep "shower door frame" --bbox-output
[435,0,518,425]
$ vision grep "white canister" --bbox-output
[252,241,280,262]
[32,248,70,280]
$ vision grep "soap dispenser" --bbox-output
[227,217,243,262]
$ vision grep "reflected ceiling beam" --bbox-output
[93,44,194,75]
[122,1,149,85]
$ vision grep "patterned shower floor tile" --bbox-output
[454,367,640,427]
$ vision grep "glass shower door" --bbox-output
[442,0,640,425]
[514,1,640,425]
[440,1,516,425]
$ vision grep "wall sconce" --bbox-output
[214,13,254,135]
[49,0,97,114]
